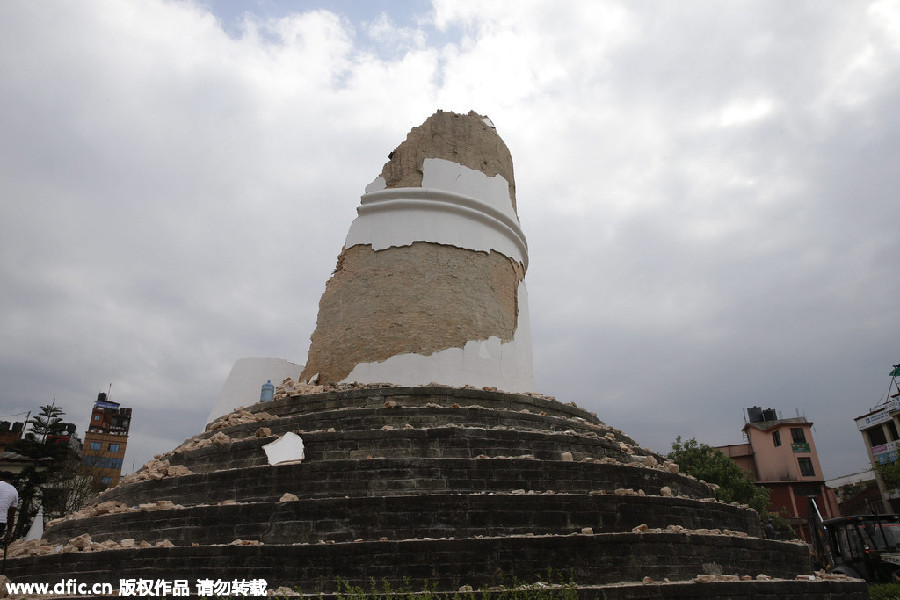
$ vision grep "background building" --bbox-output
[45,422,83,456]
[827,470,884,515]
[0,421,25,451]
[81,393,131,487]
[853,365,900,512]
[716,407,840,540]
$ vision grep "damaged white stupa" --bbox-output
[300,110,533,393]
[207,110,532,424]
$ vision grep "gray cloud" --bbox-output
[1,1,896,482]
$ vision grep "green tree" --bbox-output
[667,436,770,513]
[27,403,65,443]
[875,461,900,491]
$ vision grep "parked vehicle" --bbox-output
[809,499,900,582]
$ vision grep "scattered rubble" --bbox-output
[47,500,134,527]
[6,534,178,558]
[268,586,301,597]
[120,458,192,485]
[207,408,276,432]
[274,378,324,399]
[137,500,184,512]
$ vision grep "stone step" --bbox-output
[167,427,646,474]
[93,458,715,507]
[2,533,813,592]
[247,386,608,429]
[44,493,762,546]
[196,405,636,449]
[287,580,868,600]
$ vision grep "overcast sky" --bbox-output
[2,0,898,481]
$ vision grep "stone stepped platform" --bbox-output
[167,429,643,473]
[87,458,713,506]
[7,533,816,592]
[3,386,867,598]
[44,492,763,546]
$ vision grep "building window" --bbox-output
[100,476,112,485]
[92,457,124,469]
[93,415,100,421]
[89,442,101,451]
[889,421,900,442]
[798,457,815,477]
[868,426,889,447]
[791,428,807,444]
[772,431,781,447]
[108,443,120,452]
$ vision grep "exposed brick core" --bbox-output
[379,110,517,212]
[301,243,524,383]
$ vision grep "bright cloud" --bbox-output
[1,0,898,482]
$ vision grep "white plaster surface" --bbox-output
[207,357,303,424]
[341,282,533,393]
[364,176,386,193]
[347,159,528,267]
[262,432,305,465]
[25,505,43,541]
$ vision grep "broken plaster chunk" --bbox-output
[560,451,574,462]
[279,493,299,502]
[263,432,305,465]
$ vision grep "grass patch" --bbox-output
[869,583,900,600]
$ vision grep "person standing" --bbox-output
[0,473,18,543]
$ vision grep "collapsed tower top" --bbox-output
[301,110,533,391]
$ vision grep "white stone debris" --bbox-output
[263,432,305,465]
[279,493,300,502]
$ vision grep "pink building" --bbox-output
[716,407,840,540]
